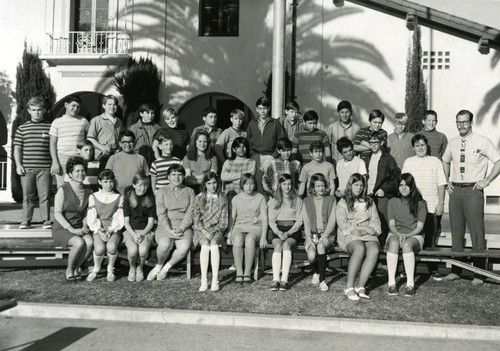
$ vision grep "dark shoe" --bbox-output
[243,275,253,284]
[42,221,52,229]
[19,221,31,229]
[404,286,415,297]
[430,272,443,281]
[270,280,280,291]
[65,274,76,282]
[388,285,399,296]
[279,281,289,291]
[235,275,244,284]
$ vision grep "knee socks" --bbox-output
[272,252,282,282]
[403,252,415,287]
[386,252,398,286]
[107,253,117,273]
[210,245,220,282]
[318,253,327,282]
[93,253,104,273]
[200,245,210,282]
[282,251,292,283]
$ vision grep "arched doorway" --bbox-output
[177,92,255,135]
[52,91,123,121]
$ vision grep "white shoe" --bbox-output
[106,271,116,282]
[311,273,320,285]
[355,287,370,299]
[211,281,220,292]
[228,264,236,271]
[345,287,360,301]
[127,269,136,282]
[199,280,208,292]
[319,280,329,292]
[136,267,144,282]
[86,270,98,282]
[157,267,169,281]
[147,266,162,281]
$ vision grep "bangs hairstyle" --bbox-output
[303,110,319,122]
[162,107,177,119]
[276,137,292,152]
[337,100,352,112]
[27,97,45,109]
[187,130,214,161]
[309,140,325,153]
[230,109,244,120]
[199,171,227,208]
[343,173,373,211]
[127,172,154,208]
[398,173,424,218]
[230,137,250,160]
[273,173,297,209]
[368,109,385,122]
[239,173,256,192]
[167,163,186,176]
[307,173,329,197]
[98,169,115,181]
[77,139,95,150]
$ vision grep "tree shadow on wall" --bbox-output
[477,48,500,147]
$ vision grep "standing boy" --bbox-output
[49,95,89,187]
[14,97,52,229]
[150,135,182,191]
[291,110,332,164]
[298,141,336,197]
[335,136,367,197]
[214,109,247,161]
[87,95,123,168]
[387,112,415,169]
[128,103,160,166]
[192,107,222,148]
[153,107,189,160]
[326,100,360,162]
[106,130,149,195]
[262,138,301,196]
[419,110,448,159]
[353,109,388,161]
[279,101,304,138]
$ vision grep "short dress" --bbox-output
[230,192,268,241]
[267,197,304,242]
[386,198,427,251]
[192,193,229,247]
[336,198,381,252]
[122,186,156,245]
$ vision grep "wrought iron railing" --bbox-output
[44,31,130,55]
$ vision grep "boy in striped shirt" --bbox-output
[150,135,181,191]
[291,110,332,164]
[13,97,52,229]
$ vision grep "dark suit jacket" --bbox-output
[364,151,401,198]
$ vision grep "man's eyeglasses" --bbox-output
[456,121,471,126]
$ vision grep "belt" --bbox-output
[451,182,476,188]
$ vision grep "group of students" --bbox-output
[14,93,466,299]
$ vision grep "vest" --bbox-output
[89,194,122,229]
[303,196,336,233]
[53,182,92,231]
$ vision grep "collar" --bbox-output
[339,120,353,129]
[460,131,473,140]
[102,113,116,120]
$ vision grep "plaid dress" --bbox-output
[192,193,229,246]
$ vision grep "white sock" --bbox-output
[107,253,117,273]
[282,250,292,283]
[386,252,398,286]
[163,262,172,272]
[200,245,210,282]
[272,252,282,281]
[403,252,415,287]
[93,253,104,272]
[210,245,220,282]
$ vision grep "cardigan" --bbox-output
[303,196,336,233]
[364,151,400,198]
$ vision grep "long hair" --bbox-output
[229,137,250,160]
[398,173,424,218]
[239,173,256,193]
[198,171,227,208]
[307,173,329,197]
[273,173,297,209]
[187,130,213,161]
[126,172,154,208]
[343,173,373,212]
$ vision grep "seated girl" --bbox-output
[303,173,337,292]
[122,172,156,282]
[193,172,229,292]
[86,169,124,282]
[229,173,268,284]
[386,173,427,297]
[147,164,196,281]
[336,173,381,300]
[268,174,304,291]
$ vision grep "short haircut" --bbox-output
[230,109,244,120]
[256,97,270,107]
[303,110,319,122]
[239,173,256,190]
[77,139,95,150]
[167,163,186,176]
[162,107,178,118]
[456,109,473,122]
[411,133,429,146]
[285,101,300,111]
[119,130,136,142]
[138,103,155,113]
[276,137,293,151]
[337,100,352,112]
[309,140,324,153]
[202,107,217,118]
[394,112,408,121]
[423,110,437,120]
[102,95,119,105]
[157,134,173,144]
[336,136,353,154]
[27,97,45,109]
[368,109,385,122]
[66,156,87,174]
[369,130,385,142]
[98,169,115,181]
[65,94,81,105]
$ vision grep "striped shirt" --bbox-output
[13,120,51,169]
[49,115,89,157]
[150,156,182,189]
[418,129,448,159]
[262,158,301,194]
[220,158,256,193]
[353,127,388,160]
[291,129,330,163]
[326,121,361,161]
[216,127,247,159]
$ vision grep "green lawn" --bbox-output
[1,265,499,326]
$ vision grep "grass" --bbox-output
[1,264,500,326]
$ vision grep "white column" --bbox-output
[272,0,286,119]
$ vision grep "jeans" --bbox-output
[20,168,52,222]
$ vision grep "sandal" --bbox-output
[243,275,253,284]
[355,287,370,299]
[235,275,244,284]
[345,287,360,301]
[65,274,76,282]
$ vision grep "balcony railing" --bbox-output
[44,31,130,55]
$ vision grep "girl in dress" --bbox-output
[183,130,218,193]
[386,173,427,297]
[268,174,304,291]
[336,173,381,300]
[303,173,337,292]
[193,172,229,292]
[229,173,268,283]
[86,169,124,282]
[122,172,156,282]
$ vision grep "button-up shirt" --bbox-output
[326,120,361,161]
